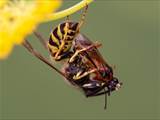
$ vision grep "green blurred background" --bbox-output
[0,0,159,119]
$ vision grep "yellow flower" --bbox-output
[0,0,61,59]
[0,0,94,60]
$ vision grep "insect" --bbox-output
[62,34,122,109]
[23,32,122,109]
[48,5,88,61]
[22,4,122,109]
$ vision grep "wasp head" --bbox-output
[107,77,122,92]
[67,22,79,34]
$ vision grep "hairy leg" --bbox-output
[73,68,98,80]
[69,42,102,63]
[77,4,88,31]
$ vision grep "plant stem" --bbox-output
[45,0,94,22]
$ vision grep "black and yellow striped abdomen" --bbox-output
[48,22,79,59]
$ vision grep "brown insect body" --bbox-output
[74,34,114,82]
[63,34,122,99]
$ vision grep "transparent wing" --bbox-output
[75,34,110,71]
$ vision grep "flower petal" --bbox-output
[0,0,61,59]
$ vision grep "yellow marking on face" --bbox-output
[66,35,74,40]
[68,29,76,34]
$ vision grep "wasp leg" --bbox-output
[69,42,102,63]
[33,31,48,50]
[73,68,98,80]
[22,39,66,78]
[54,22,70,60]
[77,4,88,31]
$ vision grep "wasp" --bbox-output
[23,33,122,109]
[22,4,122,109]
[48,5,88,61]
